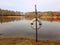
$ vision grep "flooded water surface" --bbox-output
[0,16,60,40]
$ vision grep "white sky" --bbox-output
[0,0,60,12]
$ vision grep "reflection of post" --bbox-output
[35,4,38,42]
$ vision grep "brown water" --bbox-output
[0,16,60,40]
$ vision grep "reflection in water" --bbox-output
[40,18,60,22]
[0,16,25,23]
[25,16,60,22]
[0,16,60,40]
[0,16,60,23]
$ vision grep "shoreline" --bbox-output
[0,37,60,45]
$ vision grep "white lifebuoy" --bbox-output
[30,18,42,30]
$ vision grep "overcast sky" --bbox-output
[0,0,60,12]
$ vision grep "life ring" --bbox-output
[30,18,42,30]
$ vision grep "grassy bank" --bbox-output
[0,37,60,45]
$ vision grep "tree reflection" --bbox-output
[0,16,24,23]
[0,15,60,24]
[25,15,60,22]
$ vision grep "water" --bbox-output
[0,16,60,40]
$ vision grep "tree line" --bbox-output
[0,9,23,16]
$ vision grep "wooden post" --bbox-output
[35,4,38,42]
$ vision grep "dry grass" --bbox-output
[0,37,60,45]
